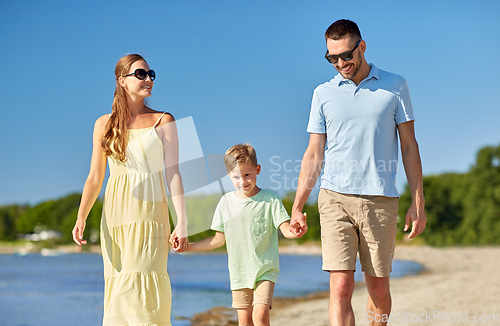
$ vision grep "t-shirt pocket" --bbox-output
[250,215,270,243]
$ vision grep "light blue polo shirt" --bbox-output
[307,64,414,197]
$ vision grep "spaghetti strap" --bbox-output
[153,112,167,128]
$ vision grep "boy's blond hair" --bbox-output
[224,144,258,172]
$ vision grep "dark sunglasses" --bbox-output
[123,68,156,81]
[325,40,361,64]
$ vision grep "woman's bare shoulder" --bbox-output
[157,111,175,126]
[93,114,111,133]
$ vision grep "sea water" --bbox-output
[0,252,422,326]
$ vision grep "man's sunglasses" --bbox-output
[325,40,361,64]
[123,69,156,81]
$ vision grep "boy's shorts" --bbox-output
[318,188,398,277]
[232,280,275,309]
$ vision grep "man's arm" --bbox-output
[290,133,327,237]
[398,121,426,239]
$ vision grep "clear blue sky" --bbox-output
[1,0,499,206]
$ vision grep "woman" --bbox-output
[72,54,189,325]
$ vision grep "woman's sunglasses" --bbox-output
[123,69,156,81]
[325,40,361,64]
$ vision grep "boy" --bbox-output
[179,144,298,326]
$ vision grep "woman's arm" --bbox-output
[72,115,108,245]
[158,114,189,252]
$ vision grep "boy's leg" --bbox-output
[252,304,270,326]
[252,280,274,326]
[236,308,253,326]
[233,288,253,326]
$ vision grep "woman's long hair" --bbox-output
[101,54,146,163]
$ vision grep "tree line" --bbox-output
[398,144,500,246]
[1,144,498,246]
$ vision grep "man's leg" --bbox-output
[318,190,359,325]
[358,195,397,325]
[329,270,356,326]
[365,275,391,326]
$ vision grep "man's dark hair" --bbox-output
[325,19,362,40]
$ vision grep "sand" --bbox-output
[269,245,500,326]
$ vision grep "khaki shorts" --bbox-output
[318,188,398,277]
[232,280,275,309]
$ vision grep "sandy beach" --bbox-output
[269,245,500,326]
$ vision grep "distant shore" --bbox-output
[0,242,101,255]
[0,240,322,256]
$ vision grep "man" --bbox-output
[290,19,426,326]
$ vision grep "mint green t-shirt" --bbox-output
[211,189,290,290]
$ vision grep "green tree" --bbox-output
[0,205,28,240]
[16,200,57,233]
[398,173,467,246]
[182,194,221,242]
[398,143,500,246]
[458,145,500,245]
[15,193,103,244]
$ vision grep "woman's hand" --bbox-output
[72,218,87,246]
[170,226,189,252]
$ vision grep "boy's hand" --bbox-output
[169,233,190,252]
[170,226,190,252]
[176,237,190,252]
[290,211,308,238]
[169,234,179,249]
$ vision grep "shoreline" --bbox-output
[0,240,322,256]
[0,242,102,255]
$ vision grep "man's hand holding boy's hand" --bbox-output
[290,211,308,238]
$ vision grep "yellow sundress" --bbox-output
[100,112,172,326]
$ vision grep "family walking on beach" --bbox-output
[72,19,426,326]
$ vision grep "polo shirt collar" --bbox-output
[335,63,379,86]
